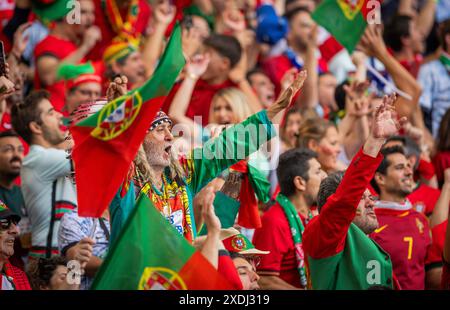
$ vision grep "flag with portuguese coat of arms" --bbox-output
[70,24,185,217]
[312,0,382,53]
[91,194,234,290]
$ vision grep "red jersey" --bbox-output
[370,206,431,290]
[34,35,85,112]
[163,79,237,126]
[407,183,441,216]
[88,0,151,61]
[252,202,308,288]
[433,151,450,186]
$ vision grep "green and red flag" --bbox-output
[312,0,381,53]
[70,24,185,217]
[91,194,233,290]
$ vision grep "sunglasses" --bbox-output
[0,218,19,230]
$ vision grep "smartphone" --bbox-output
[0,41,6,77]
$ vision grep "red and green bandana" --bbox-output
[439,52,450,73]
[277,194,311,288]
[103,0,140,42]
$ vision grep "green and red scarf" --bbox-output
[277,194,312,288]
[103,0,140,42]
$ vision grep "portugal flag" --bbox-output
[70,25,185,217]
[312,0,380,53]
[91,194,233,290]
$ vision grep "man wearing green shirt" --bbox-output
[303,94,405,290]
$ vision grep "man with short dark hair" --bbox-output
[11,90,77,261]
[303,94,404,290]
[370,146,431,290]
[253,148,326,289]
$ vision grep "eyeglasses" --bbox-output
[0,218,19,230]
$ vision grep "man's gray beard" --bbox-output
[142,139,169,168]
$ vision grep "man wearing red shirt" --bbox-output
[88,0,151,61]
[163,34,241,126]
[253,148,326,289]
[370,146,431,290]
[34,0,101,112]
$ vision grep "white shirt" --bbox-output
[21,145,77,250]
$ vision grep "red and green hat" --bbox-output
[32,0,73,23]
[103,40,139,64]
[220,228,269,255]
[0,200,20,223]
[56,62,102,91]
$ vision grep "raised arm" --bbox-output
[141,1,176,77]
[187,71,308,193]
[306,94,407,258]
[359,26,421,125]
[168,54,210,136]
[340,81,371,160]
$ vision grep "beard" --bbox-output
[353,215,379,235]
[42,124,65,146]
[143,138,171,168]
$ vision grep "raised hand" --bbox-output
[0,74,16,102]
[106,75,128,102]
[153,0,176,25]
[358,25,387,59]
[266,70,307,120]
[182,27,202,60]
[343,80,371,117]
[11,22,31,59]
[222,8,246,33]
[82,26,102,51]
[371,93,407,139]
[186,53,210,79]
[280,68,298,92]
